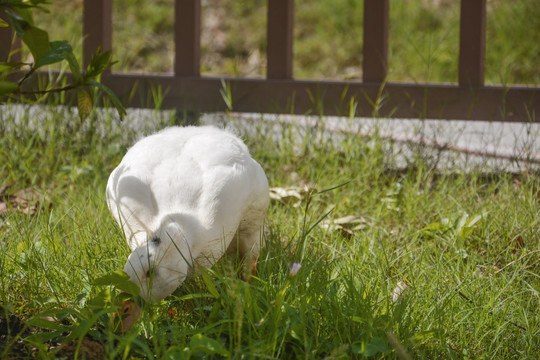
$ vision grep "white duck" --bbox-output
[106,126,269,330]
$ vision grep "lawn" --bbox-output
[1,0,539,358]
[1,106,539,359]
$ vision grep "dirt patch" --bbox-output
[56,338,106,360]
[0,183,50,216]
[1,308,106,359]
[0,309,33,359]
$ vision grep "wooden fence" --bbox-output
[1,0,539,122]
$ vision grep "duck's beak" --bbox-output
[116,299,141,332]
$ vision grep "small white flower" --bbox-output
[289,262,302,276]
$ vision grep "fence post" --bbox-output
[267,0,294,79]
[0,10,13,62]
[0,10,21,63]
[83,0,112,69]
[175,0,201,76]
[458,0,486,87]
[362,0,389,83]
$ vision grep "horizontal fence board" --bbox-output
[18,72,537,122]
[101,75,539,122]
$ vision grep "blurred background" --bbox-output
[34,0,539,85]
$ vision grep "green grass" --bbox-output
[31,0,540,84]
[1,104,539,359]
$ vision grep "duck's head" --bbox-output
[119,219,191,330]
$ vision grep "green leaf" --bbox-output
[458,211,487,238]
[198,266,219,299]
[0,19,8,27]
[4,11,30,36]
[14,7,35,25]
[88,80,126,119]
[164,346,191,360]
[364,337,389,357]
[26,317,67,332]
[87,288,112,308]
[24,331,64,345]
[419,222,443,235]
[77,89,93,122]
[22,26,50,64]
[34,308,79,321]
[85,49,113,80]
[408,330,439,344]
[67,319,92,340]
[35,40,72,68]
[93,270,140,296]
[64,51,82,80]
[219,79,233,111]
[0,81,17,95]
[0,62,26,72]
[176,293,215,301]
[66,307,110,341]
[189,334,227,355]
[352,337,389,357]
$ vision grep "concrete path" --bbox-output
[2,104,539,172]
[202,112,540,172]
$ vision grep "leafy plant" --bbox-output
[20,270,142,358]
[0,0,126,121]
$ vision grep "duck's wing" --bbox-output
[106,163,159,249]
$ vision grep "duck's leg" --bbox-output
[228,218,265,281]
[240,230,262,281]
[226,183,269,281]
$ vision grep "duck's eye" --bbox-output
[151,236,161,245]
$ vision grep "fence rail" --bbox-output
[1,0,539,122]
